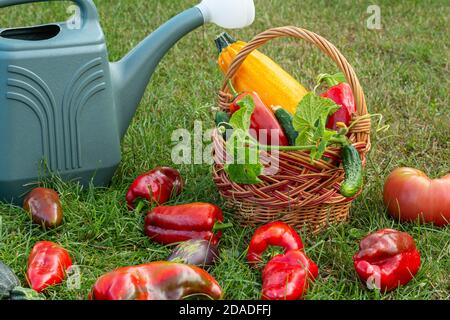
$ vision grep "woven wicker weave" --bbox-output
[212,26,371,233]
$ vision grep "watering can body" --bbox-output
[0,0,254,204]
[0,0,123,204]
[0,0,205,203]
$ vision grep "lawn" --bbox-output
[0,0,448,300]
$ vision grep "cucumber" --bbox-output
[272,106,298,146]
[340,144,363,197]
[215,111,233,140]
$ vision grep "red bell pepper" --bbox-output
[247,221,304,267]
[126,167,183,210]
[26,241,72,293]
[317,73,356,131]
[228,82,289,146]
[144,202,231,245]
[353,229,421,292]
[89,262,223,300]
[262,249,318,300]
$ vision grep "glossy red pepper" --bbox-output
[262,249,318,300]
[318,73,356,131]
[126,167,183,210]
[247,221,304,267]
[23,188,63,228]
[144,202,230,245]
[89,262,223,300]
[229,83,289,146]
[353,229,421,292]
[26,241,72,293]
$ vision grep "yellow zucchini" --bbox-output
[215,33,309,115]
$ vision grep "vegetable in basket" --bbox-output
[215,32,308,115]
[26,241,72,293]
[223,93,364,197]
[215,111,233,140]
[317,72,356,131]
[126,167,183,211]
[353,229,421,292]
[227,81,289,146]
[144,202,232,245]
[23,187,63,229]
[383,167,450,226]
[89,262,223,300]
[271,106,298,146]
[0,261,44,300]
[247,221,304,267]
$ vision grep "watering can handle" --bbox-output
[0,0,99,23]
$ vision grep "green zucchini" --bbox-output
[340,144,363,197]
[0,261,44,300]
[215,111,233,140]
[0,261,20,300]
[272,106,298,146]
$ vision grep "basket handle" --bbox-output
[220,26,368,117]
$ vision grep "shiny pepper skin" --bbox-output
[145,202,225,245]
[262,250,318,300]
[230,92,289,146]
[318,73,356,131]
[23,188,63,228]
[26,241,72,293]
[247,221,304,266]
[89,262,223,300]
[353,229,421,292]
[126,167,183,209]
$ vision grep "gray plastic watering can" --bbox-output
[0,0,255,203]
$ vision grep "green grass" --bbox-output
[0,0,449,300]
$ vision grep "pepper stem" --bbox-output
[212,222,233,232]
[316,72,347,88]
[134,200,146,214]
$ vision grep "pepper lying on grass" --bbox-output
[26,241,72,293]
[353,229,421,292]
[89,262,223,300]
[144,202,232,245]
[247,221,318,300]
[126,167,183,210]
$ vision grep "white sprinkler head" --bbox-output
[196,0,255,29]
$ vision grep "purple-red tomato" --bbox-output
[383,167,450,226]
[23,188,63,228]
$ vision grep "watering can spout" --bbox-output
[110,0,255,138]
[110,7,204,138]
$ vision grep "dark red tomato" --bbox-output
[383,167,450,226]
[23,188,63,228]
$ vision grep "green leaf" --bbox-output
[224,139,263,184]
[224,94,263,184]
[229,95,255,130]
[293,93,340,139]
[314,129,336,160]
[292,92,341,161]
[224,162,263,184]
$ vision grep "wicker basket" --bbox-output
[212,26,372,234]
